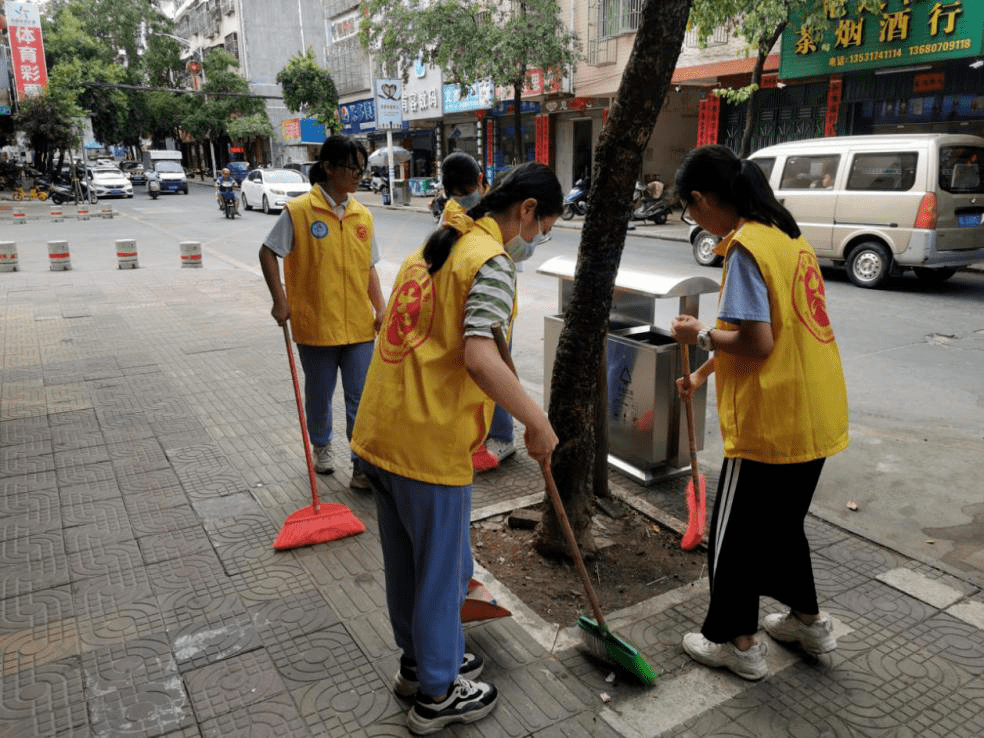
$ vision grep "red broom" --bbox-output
[679,343,707,551]
[273,322,366,550]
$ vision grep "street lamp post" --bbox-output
[150,32,216,179]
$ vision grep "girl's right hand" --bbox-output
[676,371,705,400]
[271,300,290,326]
[524,413,558,465]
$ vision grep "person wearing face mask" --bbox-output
[350,162,561,735]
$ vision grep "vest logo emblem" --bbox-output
[355,223,370,242]
[791,250,834,343]
[379,262,435,364]
[310,220,329,239]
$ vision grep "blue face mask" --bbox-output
[453,191,482,210]
[504,217,547,263]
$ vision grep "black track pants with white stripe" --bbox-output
[701,456,826,644]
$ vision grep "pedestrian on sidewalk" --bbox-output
[259,135,387,490]
[670,144,849,681]
[350,162,562,735]
[437,152,517,473]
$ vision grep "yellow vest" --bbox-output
[351,213,511,485]
[713,222,849,463]
[284,188,376,346]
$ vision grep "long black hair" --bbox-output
[423,161,563,274]
[675,144,800,239]
[309,134,368,186]
[441,152,482,196]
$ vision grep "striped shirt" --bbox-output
[464,254,516,338]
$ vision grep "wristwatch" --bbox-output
[697,328,714,352]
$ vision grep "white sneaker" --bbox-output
[682,632,768,681]
[485,438,515,463]
[762,611,837,655]
[407,676,498,735]
[312,445,334,474]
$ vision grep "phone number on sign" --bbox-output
[909,38,973,56]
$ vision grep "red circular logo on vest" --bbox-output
[379,262,435,364]
[791,250,834,343]
[355,224,370,242]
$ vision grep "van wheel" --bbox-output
[692,229,723,267]
[912,267,956,284]
[847,242,892,288]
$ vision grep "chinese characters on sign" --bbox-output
[281,119,302,144]
[7,2,50,102]
[780,0,982,79]
[374,79,404,130]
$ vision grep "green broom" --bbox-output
[491,325,656,686]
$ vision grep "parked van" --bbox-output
[690,134,984,288]
[141,150,189,195]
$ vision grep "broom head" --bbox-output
[680,473,707,551]
[273,502,366,550]
[577,616,657,685]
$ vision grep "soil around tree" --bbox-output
[472,500,706,626]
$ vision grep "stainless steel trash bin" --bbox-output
[538,256,720,484]
[392,180,411,206]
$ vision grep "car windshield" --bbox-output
[93,168,121,175]
[228,163,248,172]
[265,170,306,184]
[155,161,184,173]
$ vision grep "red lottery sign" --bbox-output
[7,2,49,101]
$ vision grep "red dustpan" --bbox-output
[274,322,365,551]
[461,579,511,623]
[679,344,707,551]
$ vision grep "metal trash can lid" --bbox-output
[537,256,720,299]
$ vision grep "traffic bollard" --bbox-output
[50,205,64,222]
[48,240,72,271]
[0,242,18,272]
[179,241,203,268]
[116,239,139,269]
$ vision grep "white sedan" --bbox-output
[88,166,134,198]
[240,168,311,214]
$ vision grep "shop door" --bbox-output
[573,120,593,184]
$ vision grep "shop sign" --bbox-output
[443,81,494,113]
[300,118,326,143]
[330,9,360,43]
[281,118,302,144]
[542,96,608,114]
[0,50,12,114]
[7,2,49,102]
[402,60,443,121]
[781,0,984,79]
[494,68,564,101]
[374,79,404,129]
[492,100,540,116]
[339,99,376,135]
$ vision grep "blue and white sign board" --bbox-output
[339,99,376,135]
[374,79,404,130]
[442,81,494,114]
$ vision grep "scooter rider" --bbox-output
[215,167,238,211]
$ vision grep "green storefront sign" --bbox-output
[780,0,984,79]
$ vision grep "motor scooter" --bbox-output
[630,177,672,225]
[429,183,447,222]
[147,172,161,200]
[561,176,589,220]
[48,174,97,205]
[217,181,238,218]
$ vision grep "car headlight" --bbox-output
[270,188,286,195]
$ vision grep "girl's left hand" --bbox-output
[671,315,704,345]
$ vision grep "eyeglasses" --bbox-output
[335,163,364,177]
[536,217,552,244]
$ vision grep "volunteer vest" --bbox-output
[713,222,849,464]
[351,216,511,486]
[284,188,376,346]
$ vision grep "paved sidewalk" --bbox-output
[1,213,983,737]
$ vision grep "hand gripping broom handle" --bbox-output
[680,344,701,489]
[283,322,321,511]
[490,324,608,628]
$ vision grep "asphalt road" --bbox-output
[8,188,984,583]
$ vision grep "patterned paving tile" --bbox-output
[0,437,52,462]
[68,539,144,582]
[0,612,80,678]
[59,478,123,507]
[310,570,388,621]
[0,533,70,599]
[60,496,129,530]
[50,426,104,452]
[117,468,188,507]
[168,611,263,673]
[0,416,50,446]
[910,612,984,676]
[0,487,61,540]
[821,536,907,578]
[184,649,286,721]
[82,634,194,738]
[165,444,230,468]
[176,465,252,500]
[64,518,136,555]
[48,409,100,430]
[56,460,116,488]
[125,501,200,537]
[0,656,87,736]
[0,585,75,637]
[107,438,171,476]
[267,624,382,692]
[249,591,341,646]
[532,711,624,738]
[74,576,164,653]
[199,693,313,738]
[136,526,213,566]
[0,452,55,479]
[54,445,111,469]
[0,468,57,497]
[146,550,231,597]
[829,579,938,653]
[202,511,278,547]
[189,491,265,524]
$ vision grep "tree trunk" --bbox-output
[535,0,693,558]
[513,81,524,164]
[737,20,787,159]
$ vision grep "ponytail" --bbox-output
[676,144,801,239]
[423,161,563,274]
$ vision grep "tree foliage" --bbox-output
[228,114,275,142]
[688,0,881,156]
[182,49,270,142]
[361,0,578,163]
[276,48,340,130]
[13,90,86,171]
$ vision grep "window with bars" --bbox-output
[224,32,239,60]
[586,0,616,65]
[326,36,371,96]
[599,0,642,38]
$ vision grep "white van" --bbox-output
[691,134,984,288]
[141,150,189,195]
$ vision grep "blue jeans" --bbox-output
[361,460,472,697]
[296,342,374,460]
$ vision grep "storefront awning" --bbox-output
[673,54,780,86]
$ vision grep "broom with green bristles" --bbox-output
[491,325,656,686]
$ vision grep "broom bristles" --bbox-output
[273,502,365,550]
[577,616,657,685]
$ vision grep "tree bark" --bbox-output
[535,0,693,558]
[513,81,524,164]
[737,20,787,159]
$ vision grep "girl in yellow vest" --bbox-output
[351,163,561,735]
[670,145,849,681]
[259,136,387,490]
